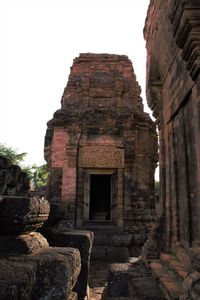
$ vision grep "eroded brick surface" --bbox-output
[145,1,200,299]
[145,0,200,254]
[45,53,158,235]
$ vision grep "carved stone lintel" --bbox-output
[79,146,124,168]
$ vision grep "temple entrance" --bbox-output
[82,169,117,225]
[89,174,111,221]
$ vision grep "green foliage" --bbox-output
[0,143,27,165]
[22,165,34,180]
[30,164,48,189]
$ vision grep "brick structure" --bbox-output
[145,0,200,255]
[144,1,200,298]
[45,53,157,241]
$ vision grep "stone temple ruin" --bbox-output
[1,0,200,299]
[0,156,93,299]
[44,53,157,255]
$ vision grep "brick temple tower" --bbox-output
[45,53,157,238]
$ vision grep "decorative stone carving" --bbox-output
[0,156,93,299]
[0,195,83,299]
[79,146,124,168]
[170,0,200,80]
[0,196,50,254]
[144,0,200,298]
[0,196,50,235]
[145,0,200,252]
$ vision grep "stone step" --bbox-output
[150,260,182,300]
[160,253,188,281]
[80,227,132,246]
[87,229,132,262]
[79,226,143,262]
[79,225,124,234]
[91,245,129,262]
[93,233,132,247]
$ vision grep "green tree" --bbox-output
[30,164,48,189]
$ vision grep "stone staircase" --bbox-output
[149,253,189,300]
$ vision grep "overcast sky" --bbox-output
[0,0,151,168]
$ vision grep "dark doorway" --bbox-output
[89,174,111,221]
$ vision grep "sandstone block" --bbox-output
[0,259,37,300]
[0,196,50,234]
[30,247,81,300]
[107,260,165,299]
[40,228,93,299]
[0,232,49,255]
[129,262,165,300]
[107,263,133,297]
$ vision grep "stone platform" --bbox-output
[79,224,148,262]
[84,226,131,262]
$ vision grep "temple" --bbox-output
[2,1,200,298]
[45,53,157,235]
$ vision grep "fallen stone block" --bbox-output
[0,259,37,300]
[40,227,93,299]
[30,247,81,300]
[107,263,133,297]
[107,259,165,299]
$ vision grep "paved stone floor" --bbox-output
[89,261,110,300]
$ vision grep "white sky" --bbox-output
[0,0,151,168]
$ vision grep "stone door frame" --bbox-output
[76,167,124,227]
[83,169,115,223]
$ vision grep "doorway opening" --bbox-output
[89,174,111,221]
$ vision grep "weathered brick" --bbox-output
[45,53,157,231]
